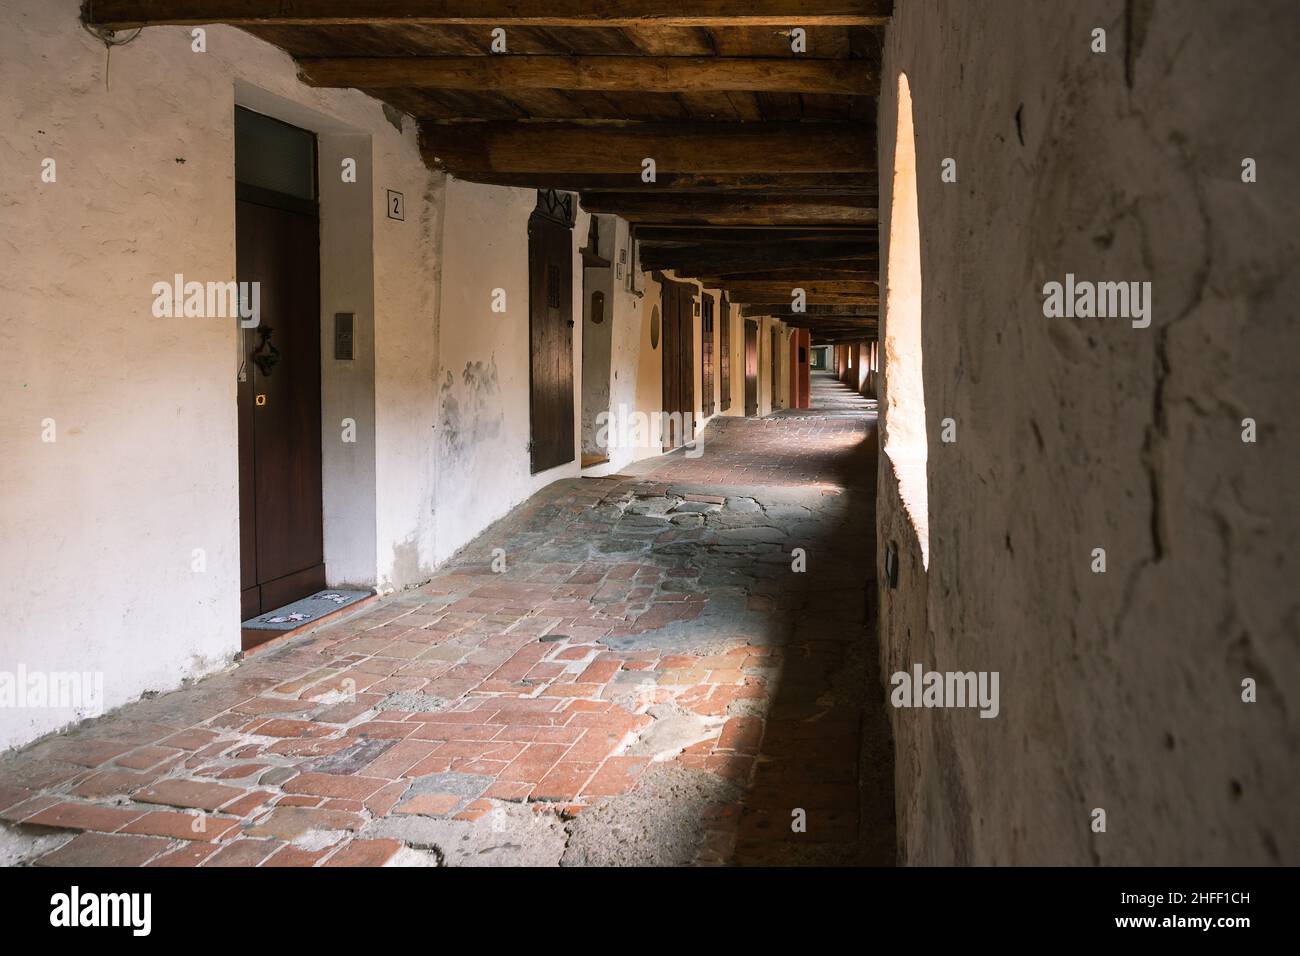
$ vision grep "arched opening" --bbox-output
[883,72,929,566]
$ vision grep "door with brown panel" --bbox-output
[743,320,759,417]
[659,276,695,449]
[528,197,576,474]
[700,294,715,419]
[235,108,324,619]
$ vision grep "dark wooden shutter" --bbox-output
[700,295,715,419]
[718,294,731,412]
[658,276,695,449]
[528,201,575,474]
[744,320,759,416]
[770,328,778,407]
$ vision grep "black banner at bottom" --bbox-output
[0,866,1286,942]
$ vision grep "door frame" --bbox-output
[235,107,326,621]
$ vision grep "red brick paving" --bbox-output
[0,375,892,866]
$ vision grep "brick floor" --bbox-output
[0,373,894,866]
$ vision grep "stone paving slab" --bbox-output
[0,375,893,867]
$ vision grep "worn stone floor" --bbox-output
[0,372,894,867]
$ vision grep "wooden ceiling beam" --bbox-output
[741,304,878,317]
[635,227,872,245]
[697,265,876,283]
[447,172,876,193]
[728,294,878,305]
[421,122,872,175]
[582,192,876,227]
[721,279,876,296]
[86,1,893,29]
[640,242,876,275]
[811,338,875,347]
[782,318,878,328]
[300,55,876,96]
[647,258,877,278]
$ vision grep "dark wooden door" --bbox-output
[528,211,575,473]
[719,294,731,412]
[743,320,759,416]
[700,295,715,419]
[771,328,779,408]
[660,278,695,449]
[237,199,324,619]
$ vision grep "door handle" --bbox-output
[251,326,280,375]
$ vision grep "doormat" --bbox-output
[242,589,372,631]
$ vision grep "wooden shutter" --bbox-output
[718,294,731,412]
[701,295,715,419]
[528,200,575,474]
[770,328,778,406]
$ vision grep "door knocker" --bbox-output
[250,326,280,376]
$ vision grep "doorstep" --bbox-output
[240,588,378,654]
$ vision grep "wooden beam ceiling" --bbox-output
[420,122,872,175]
[300,55,876,96]
[634,227,871,243]
[451,173,876,193]
[640,232,879,293]
[810,335,876,347]
[726,290,877,306]
[86,4,890,326]
[782,316,877,327]
[697,265,874,282]
[741,304,878,318]
[86,1,894,29]
[724,279,876,293]
[580,193,876,227]
[640,241,875,273]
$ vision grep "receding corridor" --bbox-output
[0,376,892,867]
[5,0,1294,891]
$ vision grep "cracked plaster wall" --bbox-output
[433,178,586,565]
[877,0,1299,864]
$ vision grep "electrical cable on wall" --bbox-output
[80,17,142,92]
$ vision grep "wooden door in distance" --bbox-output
[719,294,731,412]
[528,212,576,474]
[743,320,759,416]
[660,278,695,449]
[770,328,779,408]
[700,294,715,419]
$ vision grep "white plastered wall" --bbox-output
[0,2,436,750]
[432,178,586,564]
[587,221,663,474]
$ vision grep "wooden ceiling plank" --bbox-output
[444,171,875,192]
[722,279,876,294]
[87,1,895,30]
[698,265,876,282]
[634,226,873,242]
[421,121,872,175]
[742,304,879,317]
[298,55,875,95]
[584,191,875,210]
